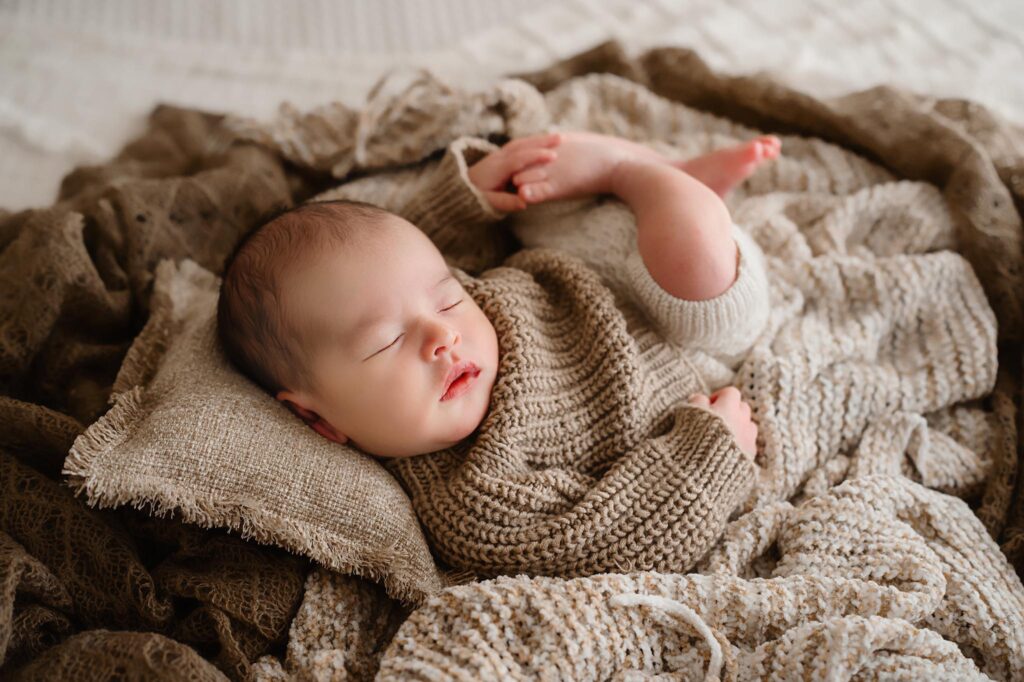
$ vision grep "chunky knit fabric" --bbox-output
[370,136,758,579]
[376,476,1024,680]
[385,253,756,577]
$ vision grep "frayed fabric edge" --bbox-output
[62,386,443,607]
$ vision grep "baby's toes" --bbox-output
[513,167,548,186]
[520,181,553,203]
[756,135,782,159]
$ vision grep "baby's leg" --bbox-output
[674,136,781,197]
[604,135,781,197]
[511,133,779,202]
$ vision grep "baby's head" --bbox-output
[217,200,499,459]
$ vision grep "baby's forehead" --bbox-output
[281,228,452,331]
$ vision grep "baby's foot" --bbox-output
[676,136,781,197]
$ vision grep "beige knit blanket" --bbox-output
[222,44,1024,680]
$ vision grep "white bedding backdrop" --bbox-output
[1,0,1022,213]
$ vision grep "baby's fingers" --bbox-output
[483,190,527,213]
[504,148,556,176]
[687,393,711,408]
[512,166,548,186]
[504,132,561,153]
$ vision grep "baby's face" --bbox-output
[275,216,499,459]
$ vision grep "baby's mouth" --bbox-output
[441,362,480,401]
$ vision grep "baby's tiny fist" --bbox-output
[687,393,709,406]
[467,133,561,213]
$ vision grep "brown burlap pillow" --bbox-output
[62,258,445,605]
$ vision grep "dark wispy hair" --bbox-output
[217,199,393,395]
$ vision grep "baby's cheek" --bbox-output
[475,310,499,358]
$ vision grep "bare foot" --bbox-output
[676,136,782,197]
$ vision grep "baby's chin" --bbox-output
[441,367,495,444]
[377,395,492,460]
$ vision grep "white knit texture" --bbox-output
[624,223,770,364]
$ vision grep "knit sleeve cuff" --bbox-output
[666,404,758,553]
[399,136,516,274]
[624,224,771,364]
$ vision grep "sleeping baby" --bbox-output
[217,130,776,577]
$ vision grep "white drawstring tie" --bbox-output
[609,592,723,682]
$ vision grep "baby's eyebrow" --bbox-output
[344,271,454,346]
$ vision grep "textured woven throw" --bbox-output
[376,476,1024,680]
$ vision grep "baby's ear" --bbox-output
[310,419,348,445]
[276,390,312,420]
[276,390,349,445]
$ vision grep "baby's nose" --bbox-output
[430,326,460,357]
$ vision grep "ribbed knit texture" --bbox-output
[375,476,1024,680]
[368,136,755,579]
[624,225,770,362]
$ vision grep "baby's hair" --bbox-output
[217,198,394,396]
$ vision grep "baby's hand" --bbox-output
[467,133,562,212]
[687,386,758,462]
[511,131,667,205]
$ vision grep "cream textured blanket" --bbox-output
[229,45,1024,680]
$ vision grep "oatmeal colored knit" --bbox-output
[386,145,756,577]
[387,251,755,577]
[375,476,1024,680]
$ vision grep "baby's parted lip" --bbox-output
[441,360,479,401]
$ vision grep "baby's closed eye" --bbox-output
[372,299,464,356]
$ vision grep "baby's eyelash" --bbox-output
[375,301,462,355]
[369,334,403,357]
